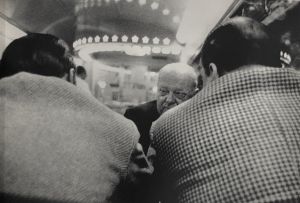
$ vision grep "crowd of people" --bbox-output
[0,17,300,203]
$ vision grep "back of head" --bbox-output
[0,33,75,79]
[76,65,87,80]
[201,17,281,76]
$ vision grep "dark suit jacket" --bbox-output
[124,100,160,151]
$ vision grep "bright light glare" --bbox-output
[139,0,147,6]
[122,35,129,42]
[153,37,160,44]
[142,36,149,44]
[176,0,235,44]
[163,9,170,15]
[95,35,100,42]
[151,2,159,10]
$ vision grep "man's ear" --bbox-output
[193,88,199,95]
[68,68,76,85]
[209,63,219,81]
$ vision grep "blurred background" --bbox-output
[1,0,299,113]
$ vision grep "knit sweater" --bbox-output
[0,72,139,202]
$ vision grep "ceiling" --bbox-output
[0,0,190,70]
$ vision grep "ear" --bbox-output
[68,68,76,85]
[193,88,199,95]
[209,63,219,80]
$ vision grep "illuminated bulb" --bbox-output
[162,47,171,54]
[122,35,128,42]
[124,44,132,54]
[73,41,77,48]
[78,39,82,45]
[153,37,160,44]
[151,2,159,10]
[172,45,181,55]
[163,38,170,45]
[88,37,93,43]
[152,47,161,54]
[112,35,118,42]
[162,9,170,15]
[173,16,180,23]
[103,35,109,42]
[143,46,151,55]
[142,36,149,44]
[82,37,87,44]
[132,35,139,43]
[95,35,100,42]
[139,0,146,6]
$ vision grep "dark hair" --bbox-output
[76,65,87,79]
[0,33,75,79]
[201,17,281,77]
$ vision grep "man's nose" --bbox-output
[165,92,175,103]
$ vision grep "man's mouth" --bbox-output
[162,104,177,113]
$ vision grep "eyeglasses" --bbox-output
[158,88,189,100]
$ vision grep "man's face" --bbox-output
[156,71,195,115]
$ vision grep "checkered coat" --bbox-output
[151,66,300,203]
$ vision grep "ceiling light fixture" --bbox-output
[152,47,161,54]
[95,35,100,42]
[103,35,109,42]
[163,38,171,45]
[112,35,118,42]
[153,37,160,44]
[122,35,128,42]
[151,2,159,10]
[143,46,151,55]
[163,9,170,15]
[162,47,171,54]
[142,36,149,44]
[171,44,182,55]
[132,35,139,43]
[73,41,77,48]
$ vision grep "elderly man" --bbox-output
[151,17,300,203]
[124,63,198,151]
[0,33,152,203]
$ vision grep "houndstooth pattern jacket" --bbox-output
[151,66,300,203]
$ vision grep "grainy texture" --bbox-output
[0,72,139,203]
[152,66,300,203]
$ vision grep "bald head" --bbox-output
[156,63,198,115]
